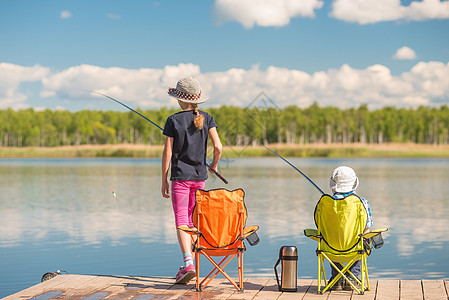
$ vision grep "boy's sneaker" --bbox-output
[175,264,195,284]
[343,277,358,290]
[330,278,344,291]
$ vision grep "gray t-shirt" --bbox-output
[163,110,217,181]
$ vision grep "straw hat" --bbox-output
[167,77,209,104]
[329,166,359,193]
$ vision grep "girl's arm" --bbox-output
[161,136,173,198]
[208,127,222,172]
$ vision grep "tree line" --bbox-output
[1,104,448,147]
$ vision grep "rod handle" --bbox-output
[207,164,228,184]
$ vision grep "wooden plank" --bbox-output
[327,289,353,300]
[74,275,131,299]
[277,279,313,300]
[177,278,226,299]
[302,280,330,299]
[7,274,100,300]
[192,277,265,300]
[252,278,282,300]
[200,277,251,300]
[102,275,174,299]
[50,274,123,298]
[6,276,449,300]
[352,280,377,300]
[202,282,238,299]
[163,278,196,300]
[130,276,176,299]
[376,280,399,300]
[2,274,75,300]
[226,278,270,299]
[422,280,447,300]
[100,275,154,299]
[399,280,422,300]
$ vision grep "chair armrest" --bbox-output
[304,229,321,241]
[177,225,202,236]
[361,228,388,239]
[243,225,260,246]
[242,225,259,239]
[362,228,388,250]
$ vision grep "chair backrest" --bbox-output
[314,194,367,254]
[193,188,247,249]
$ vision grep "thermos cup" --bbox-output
[274,246,298,292]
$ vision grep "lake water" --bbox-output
[1,157,449,297]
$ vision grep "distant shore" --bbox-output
[1,143,448,158]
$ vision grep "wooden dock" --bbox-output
[3,275,449,299]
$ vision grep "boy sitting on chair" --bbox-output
[328,166,373,291]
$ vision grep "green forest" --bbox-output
[1,104,449,147]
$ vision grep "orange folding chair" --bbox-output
[180,188,259,291]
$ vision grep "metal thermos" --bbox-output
[274,246,298,292]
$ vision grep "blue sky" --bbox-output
[1,0,448,111]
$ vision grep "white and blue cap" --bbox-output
[330,166,359,193]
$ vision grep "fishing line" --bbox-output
[85,90,228,184]
[87,90,164,131]
[264,145,325,195]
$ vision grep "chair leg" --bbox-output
[321,253,363,294]
[324,259,349,294]
[201,255,233,288]
[360,255,365,293]
[361,255,370,292]
[238,252,244,291]
[195,250,201,291]
[201,251,241,291]
[317,255,322,293]
[335,258,362,294]
[321,258,327,287]
[317,255,329,294]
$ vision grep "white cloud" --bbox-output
[0,63,50,109]
[331,0,449,24]
[211,0,324,29]
[40,63,201,108]
[407,61,449,99]
[60,10,72,19]
[1,61,449,111]
[393,46,417,60]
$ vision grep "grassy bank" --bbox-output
[236,143,449,158]
[1,143,448,158]
[0,144,165,158]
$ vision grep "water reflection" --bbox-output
[1,157,449,297]
[0,159,175,248]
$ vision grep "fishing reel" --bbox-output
[41,270,68,282]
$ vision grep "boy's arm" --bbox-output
[361,197,373,229]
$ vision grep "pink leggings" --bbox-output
[171,180,205,227]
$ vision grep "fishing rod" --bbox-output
[86,90,228,184]
[264,145,324,194]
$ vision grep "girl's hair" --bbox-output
[193,105,204,130]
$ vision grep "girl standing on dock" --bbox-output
[161,77,223,284]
